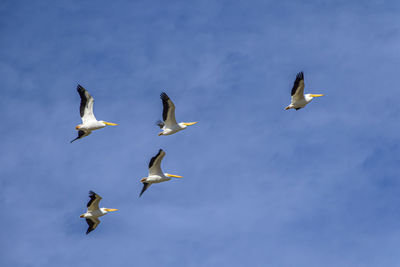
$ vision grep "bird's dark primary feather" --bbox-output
[156,120,165,129]
[160,92,170,121]
[86,219,96,234]
[148,149,163,169]
[139,183,150,197]
[87,191,97,208]
[291,72,304,96]
[77,84,89,118]
[70,130,86,143]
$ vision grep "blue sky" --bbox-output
[1,0,400,266]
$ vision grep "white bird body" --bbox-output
[285,72,323,110]
[139,149,183,196]
[145,174,171,183]
[80,191,118,234]
[159,123,188,136]
[71,85,117,143]
[157,92,197,136]
[81,208,110,218]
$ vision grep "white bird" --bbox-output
[140,149,183,197]
[156,92,198,136]
[80,191,118,234]
[285,72,324,110]
[71,85,118,143]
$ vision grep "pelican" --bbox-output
[140,149,183,197]
[71,84,118,143]
[285,72,324,110]
[156,92,198,136]
[80,191,118,234]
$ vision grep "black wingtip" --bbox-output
[160,92,169,100]
[89,191,96,196]
[77,84,85,91]
[296,71,304,80]
[139,183,150,197]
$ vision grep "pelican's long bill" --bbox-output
[309,94,324,97]
[165,173,183,178]
[104,208,118,212]
[103,121,118,126]
[182,122,198,126]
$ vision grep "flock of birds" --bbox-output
[75,71,323,234]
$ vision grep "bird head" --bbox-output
[140,177,147,183]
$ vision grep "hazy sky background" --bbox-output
[1,0,400,266]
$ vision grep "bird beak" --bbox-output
[284,106,290,110]
[80,214,84,218]
[158,132,164,136]
[165,173,183,178]
[309,94,324,97]
[75,125,81,130]
[182,122,198,126]
[105,208,118,212]
[104,122,118,126]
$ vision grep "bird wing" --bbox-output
[139,183,151,197]
[86,218,100,234]
[77,84,97,123]
[160,92,177,128]
[291,72,306,102]
[148,149,165,176]
[87,191,102,212]
[70,130,91,143]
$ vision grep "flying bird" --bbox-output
[71,85,118,143]
[156,92,198,136]
[80,191,118,234]
[285,72,324,110]
[140,149,183,197]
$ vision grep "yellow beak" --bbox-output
[79,214,84,218]
[182,122,198,126]
[165,173,183,178]
[309,94,324,97]
[104,122,118,126]
[105,208,118,212]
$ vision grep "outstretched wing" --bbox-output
[160,92,177,128]
[291,72,306,102]
[86,218,100,234]
[70,130,91,143]
[148,149,166,176]
[77,85,97,123]
[87,191,102,212]
[139,183,151,197]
